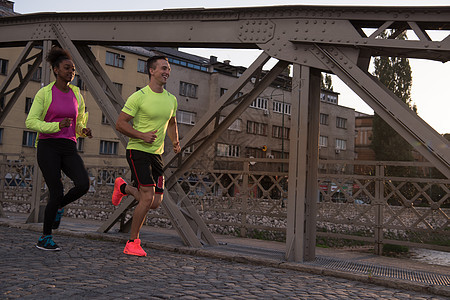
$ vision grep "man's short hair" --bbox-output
[147,55,168,79]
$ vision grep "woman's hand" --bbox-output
[59,117,72,129]
[82,128,93,138]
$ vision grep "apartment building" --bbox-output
[0,44,358,166]
[0,3,357,171]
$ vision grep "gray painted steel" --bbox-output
[0,5,449,262]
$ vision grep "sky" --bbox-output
[12,0,450,134]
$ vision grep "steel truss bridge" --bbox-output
[0,5,449,262]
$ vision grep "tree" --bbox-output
[321,73,333,91]
[371,30,415,162]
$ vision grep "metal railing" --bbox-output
[1,154,448,253]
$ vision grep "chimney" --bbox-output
[210,55,217,64]
[223,60,231,65]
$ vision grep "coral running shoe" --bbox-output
[123,239,147,256]
[112,177,127,206]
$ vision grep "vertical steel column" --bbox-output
[285,64,320,262]
[286,64,307,262]
[241,160,249,237]
[304,68,321,261]
[0,155,5,217]
[27,40,51,223]
[374,164,385,255]
[311,45,450,179]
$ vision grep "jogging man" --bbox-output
[112,55,181,256]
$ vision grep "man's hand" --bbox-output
[141,130,158,144]
[59,117,72,129]
[173,141,181,153]
[82,128,93,138]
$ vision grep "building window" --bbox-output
[0,58,8,75]
[320,113,329,125]
[99,140,118,155]
[336,138,347,150]
[319,135,328,148]
[179,81,198,98]
[72,74,87,90]
[247,121,267,136]
[77,137,84,152]
[250,97,268,110]
[25,97,33,113]
[336,117,347,129]
[177,110,196,125]
[22,131,37,147]
[320,93,326,102]
[137,59,148,74]
[327,94,338,104]
[273,100,291,115]
[29,65,42,82]
[272,125,290,140]
[246,147,265,158]
[0,128,3,144]
[220,88,243,100]
[101,113,110,125]
[217,143,240,157]
[219,116,241,131]
[105,51,125,68]
[167,57,208,72]
[320,92,338,104]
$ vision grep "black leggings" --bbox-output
[37,138,90,235]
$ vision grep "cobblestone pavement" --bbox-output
[1,226,446,300]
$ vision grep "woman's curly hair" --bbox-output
[46,46,72,73]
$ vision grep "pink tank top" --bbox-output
[39,85,78,142]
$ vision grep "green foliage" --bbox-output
[321,73,333,91]
[382,243,409,256]
[371,30,415,163]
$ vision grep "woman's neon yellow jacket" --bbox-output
[25,81,89,146]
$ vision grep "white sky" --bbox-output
[12,0,450,134]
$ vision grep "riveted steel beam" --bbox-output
[51,23,128,147]
[309,44,450,178]
[0,41,41,126]
[1,4,449,261]
[1,6,448,60]
[164,52,277,187]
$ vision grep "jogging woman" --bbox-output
[26,46,92,251]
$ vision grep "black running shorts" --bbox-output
[126,149,164,194]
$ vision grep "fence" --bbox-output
[1,154,448,253]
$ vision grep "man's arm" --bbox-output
[167,116,181,153]
[116,111,157,144]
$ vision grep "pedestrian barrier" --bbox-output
[1,154,448,253]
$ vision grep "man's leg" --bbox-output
[129,185,155,240]
[150,193,163,209]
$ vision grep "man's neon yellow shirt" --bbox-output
[122,85,177,154]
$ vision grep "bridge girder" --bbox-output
[0,5,449,262]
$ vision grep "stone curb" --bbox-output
[1,220,448,298]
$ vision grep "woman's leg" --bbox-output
[60,147,90,207]
[37,140,63,236]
